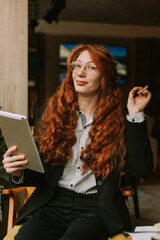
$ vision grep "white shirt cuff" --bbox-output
[126,111,145,123]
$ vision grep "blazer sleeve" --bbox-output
[123,119,153,177]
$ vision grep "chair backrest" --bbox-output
[2,187,35,233]
[24,187,35,203]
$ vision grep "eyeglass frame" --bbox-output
[70,60,99,75]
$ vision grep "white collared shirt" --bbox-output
[58,111,97,194]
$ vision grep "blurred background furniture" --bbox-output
[146,115,158,171]
[121,174,140,218]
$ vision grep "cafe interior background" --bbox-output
[0,0,160,237]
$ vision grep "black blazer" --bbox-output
[14,109,153,237]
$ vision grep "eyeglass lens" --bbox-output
[70,61,97,74]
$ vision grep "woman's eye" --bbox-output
[88,65,96,70]
[75,64,81,69]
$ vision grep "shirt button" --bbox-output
[98,180,103,186]
[70,184,73,187]
[132,118,135,122]
[81,147,84,149]
[84,126,86,129]
[77,167,80,170]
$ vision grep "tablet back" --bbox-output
[0,111,44,173]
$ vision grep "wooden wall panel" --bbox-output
[0,0,28,115]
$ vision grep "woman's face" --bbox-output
[72,50,102,98]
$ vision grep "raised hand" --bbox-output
[127,85,151,115]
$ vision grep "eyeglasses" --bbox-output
[70,61,98,75]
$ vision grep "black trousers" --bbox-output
[15,187,109,240]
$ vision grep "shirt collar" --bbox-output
[78,111,94,126]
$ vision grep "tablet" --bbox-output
[0,110,44,173]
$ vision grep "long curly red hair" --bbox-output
[35,44,126,179]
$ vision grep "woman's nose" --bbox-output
[78,65,87,75]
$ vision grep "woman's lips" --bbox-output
[76,80,88,86]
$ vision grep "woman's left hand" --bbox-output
[127,85,151,115]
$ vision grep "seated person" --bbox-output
[3,44,153,240]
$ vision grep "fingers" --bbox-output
[138,87,152,103]
[3,146,28,175]
[3,156,27,167]
[3,145,18,158]
[137,85,148,94]
[137,85,150,96]
[128,87,141,99]
[4,166,26,175]
[129,85,151,98]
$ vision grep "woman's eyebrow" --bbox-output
[75,60,94,64]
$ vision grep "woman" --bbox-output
[3,44,153,240]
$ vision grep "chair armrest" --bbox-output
[120,187,135,196]
[120,187,135,208]
[2,187,26,195]
[2,187,26,233]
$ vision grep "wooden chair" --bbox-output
[120,173,140,218]
[2,186,134,240]
[2,187,35,234]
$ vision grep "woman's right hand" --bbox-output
[3,145,28,177]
